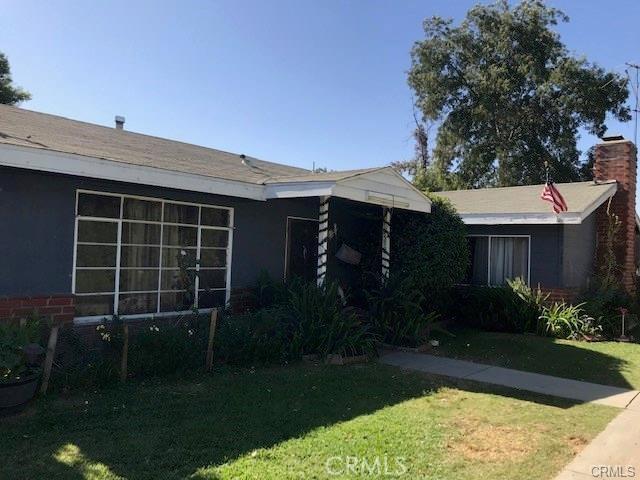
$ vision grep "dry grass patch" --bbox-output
[446,416,539,462]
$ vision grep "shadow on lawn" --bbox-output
[2,364,439,480]
[433,327,635,390]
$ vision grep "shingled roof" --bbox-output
[436,181,618,224]
[0,105,308,184]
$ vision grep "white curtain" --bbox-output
[489,237,528,285]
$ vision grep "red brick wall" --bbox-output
[0,295,75,324]
[593,139,637,295]
[542,287,579,303]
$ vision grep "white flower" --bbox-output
[188,329,194,336]
[180,250,187,256]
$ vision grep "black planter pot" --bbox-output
[0,373,40,409]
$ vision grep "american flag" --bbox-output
[540,182,568,213]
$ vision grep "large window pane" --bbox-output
[75,270,116,293]
[161,270,190,290]
[77,221,118,243]
[163,225,197,246]
[77,193,120,218]
[123,198,162,221]
[121,222,161,245]
[201,207,229,227]
[199,249,226,268]
[201,229,228,248]
[119,269,159,292]
[118,293,158,315]
[162,248,197,268]
[465,236,489,285]
[75,294,114,317]
[489,237,529,286]
[164,203,198,224]
[76,245,117,267]
[120,246,160,267]
[160,291,193,312]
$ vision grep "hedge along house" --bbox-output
[0,106,431,324]
[437,137,638,300]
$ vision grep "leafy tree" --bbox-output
[408,0,629,189]
[0,52,30,105]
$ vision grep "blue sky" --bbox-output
[2,0,639,172]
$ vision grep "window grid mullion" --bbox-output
[113,197,124,315]
[194,206,202,309]
[156,200,165,314]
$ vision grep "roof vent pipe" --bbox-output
[115,116,125,130]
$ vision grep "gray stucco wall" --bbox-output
[562,212,596,289]
[466,224,564,288]
[0,166,318,297]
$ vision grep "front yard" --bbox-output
[1,363,616,479]
[432,327,640,389]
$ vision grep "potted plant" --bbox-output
[0,319,44,409]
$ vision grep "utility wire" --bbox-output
[625,62,640,146]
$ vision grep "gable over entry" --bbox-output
[264,167,432,286]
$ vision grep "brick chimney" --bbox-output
[594,137,637,294]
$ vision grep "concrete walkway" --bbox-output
[381,351,640,409]
[380,352,640,478]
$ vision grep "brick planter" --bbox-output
[0,295,75,323]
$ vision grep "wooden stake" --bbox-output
[205,309,218,372]
[120,324,129,383]
[40,324,59,395]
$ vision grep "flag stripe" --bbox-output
[540,182,568,214]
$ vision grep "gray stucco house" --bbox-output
[0,106,430,324]
[437,137,638,299]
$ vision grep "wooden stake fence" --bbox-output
[205,308,218,372]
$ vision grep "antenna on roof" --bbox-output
[114,115,125,130]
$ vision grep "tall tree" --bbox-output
[0,52,30,105]
[408,0,630,190]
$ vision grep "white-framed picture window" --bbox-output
[465,235,530,286]
[73,190,233,320]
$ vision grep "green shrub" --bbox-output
[450,278,546,334]
[215,307,289,364]
[0,316,42,383]
[578,280,634,338]
[365,274,440,347]
[129,318,208,376]
[538,302,602,340]
[218,280,379,364]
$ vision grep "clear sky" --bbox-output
[2,0,639,172]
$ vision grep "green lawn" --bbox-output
[432,327,640,389]
[1,363,616,479]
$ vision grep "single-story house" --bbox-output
[437,136,638,300]
[0,105,431,324]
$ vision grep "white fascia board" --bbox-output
[0,144,266,201]
[264,181,335,199]
[333,184,431,213]
[264,181,431,213]
[460,212,583,224]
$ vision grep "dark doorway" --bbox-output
[285,217,319,282]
